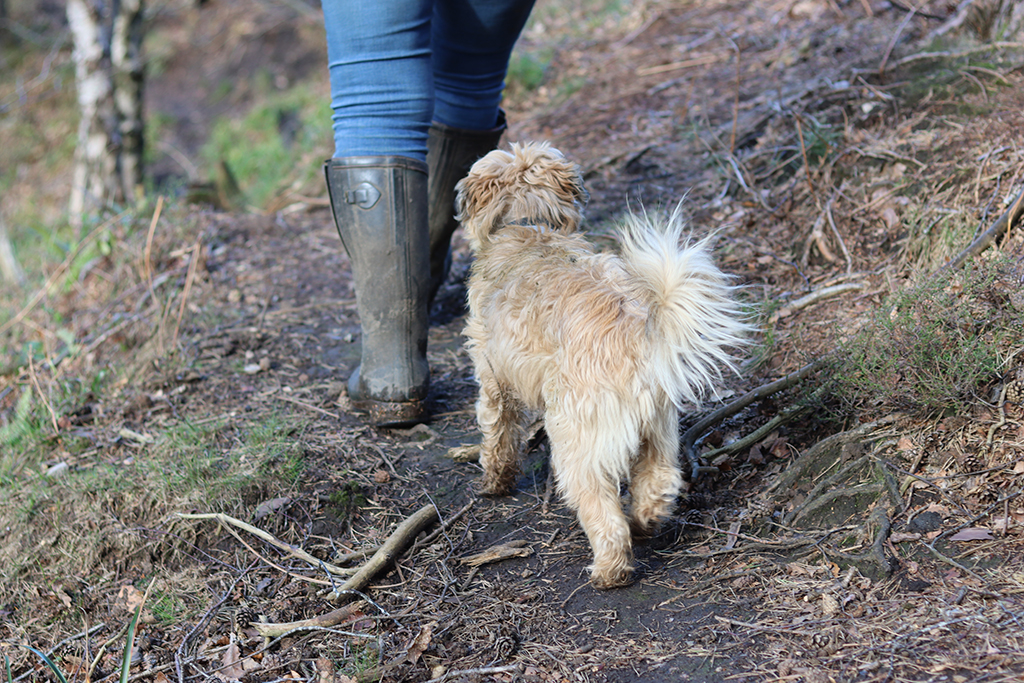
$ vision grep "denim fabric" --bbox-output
[323,0,535,160]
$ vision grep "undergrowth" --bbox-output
[832,259,1017,416]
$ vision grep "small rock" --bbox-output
[45,462,69,478]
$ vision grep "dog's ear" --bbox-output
[455,149,514,253]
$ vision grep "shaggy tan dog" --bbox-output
[456,141,750,588]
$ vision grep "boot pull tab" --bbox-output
[346,182,382,209]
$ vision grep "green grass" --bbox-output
[200,81,333,209]
[505,48,552,98]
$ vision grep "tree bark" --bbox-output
[67,0,145,230]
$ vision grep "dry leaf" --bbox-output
[216,637,246,681]
[253,496,291,519]
[897,436,915,451]
[118,585,146,612]
[880,207,900,230]
[1013,461,1024,474]
[949,527,993,541]
[406,622,435,664]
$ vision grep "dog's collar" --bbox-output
[507,217,555,229]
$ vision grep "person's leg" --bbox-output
[425,0,536,297]
[323,0,433,160]
[322,1,434,425]
[431,0,536,130]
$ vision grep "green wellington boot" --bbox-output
[324,156,430,427]
[426,112,507,300]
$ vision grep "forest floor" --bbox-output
[3,0,1024,681]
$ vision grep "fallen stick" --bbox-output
[252,600,367,638]
[253,502,471,638]
[177,512,357,577]
[771,282,866,321]
[326,504,440,604]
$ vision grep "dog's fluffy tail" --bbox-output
[618,206,752,408]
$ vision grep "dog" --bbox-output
[455,141,751,588]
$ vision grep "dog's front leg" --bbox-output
[475,367,526,496]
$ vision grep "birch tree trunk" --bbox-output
[67,0,145,230]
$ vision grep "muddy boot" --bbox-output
[324,156,430,427]
[426,112,507,301]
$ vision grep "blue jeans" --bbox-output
[323,0,535,161]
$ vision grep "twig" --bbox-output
[933,490,1024,543]
[144,195,164,304]
[411,499,475,551]
[698,393,819,463]
[794,115,818,201]
[890,42,1024,69]
[177,512,356,577]
[713,615,817,637]
[171,238,202,348]
[729,42,741,154]
[986,383,1008,452]
[251,601,367,639]
[637,54,718,77]
[426,664,522,682]
[825,199,853,273]
[801,206,838,267]
[879,0,927,78]
[275,393,340,420]
[27,355,58,435]
[10,624,106,683]
[772,282,866,321]
[220,523,336,585]
[542,464,557,514]
[253,505,440,637]
[922,541,989,585]
[941,184,1024,272]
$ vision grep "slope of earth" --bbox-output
[2,0,1024,682]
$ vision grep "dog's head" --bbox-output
[455,141,588,253]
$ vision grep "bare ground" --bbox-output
[3,0,1024,681]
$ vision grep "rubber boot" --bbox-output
[324,156,430,427]
[426,112,507,300]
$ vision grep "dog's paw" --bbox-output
[477,475,514,497]
[628,518,657,540]
[590,567,634,590]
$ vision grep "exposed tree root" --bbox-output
[681,359,827,480]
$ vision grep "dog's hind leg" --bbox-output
[476,367,527,496]
[548,417,635,588]
[628,404,683,538]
